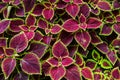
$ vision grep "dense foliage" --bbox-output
[0,0,120,80]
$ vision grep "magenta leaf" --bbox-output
[66,4,80,18]
[33,30,43,41]
[100,24,112,35]
[106,50,117,65]
[0,19,10,34]
[51,24,61,34]
[62,19,79,32]
[116,15,120,22]
[59,31,73,45]
[65,64,81,80]
[50,66,66,80]
[24,31,35,41]
[42,8,54,20]
[87,17,102,29]
[2,0,11,3]
[0,47,4,57]
[20,53,40,74]
[26,14,36,26]
[80,3,90,17]
[75,53,84,66]
[94,73,102,80]
[19,25,28,31]
[73,0,83,4]
[111,67,120,79]
[75,31,91,50]
[12,0,21,5]
[9,32,28,53]
[113,23,120,34]
[81,67,93,79]
[86,59,97,70]
[42,62,51,76]
[97,1,111,11]
[47,57,58,66]
[37,18,48,29]
[9,18,24,32]
[52,40,69,58]
[42,35,52,45]
[0,38,7,47]
[56,0,67,9]
[4,48,15,56]
[63,0,71,2]
[23,0,35,12]
[79,14,86,23]
[2,58,16,79]
[28,42,48,58]
[100,59,112,69]
[13,72,28,80]
[32,4,44,16]
[96,42,109,54]
[62,56,74,66]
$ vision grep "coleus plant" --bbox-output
[0,0,120,80]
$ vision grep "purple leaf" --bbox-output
[42,62,51,76]
[49,0,56,3]
[32,4,44,16]
[52,40,69,58]
[63,0,71,2]
[2,58,16,79]
[56,0,67,9]
[4,48,15,56]
[92,50,100,61]
[15,6,24,17]
[90,31,102,45]
[81,67,93,79]
[23,0,35,12]
[42,8,54,20]
[9,32,28,53]
[68,46,78,57]
[113,23,120,34]
[66,4,80,18]
[0,38,7,47]
[26,14,36,26]
[24,31,35,41]
[97,1,111,11]
[0,3,6,12]
[0,19,10,34]
[100,59,112,69]
[47,57,58,66]
[75,31,91,50]
[96,42,109,54]
[20,53,40,74]
[116,15,120,22]
[59,31,73,45]
[51,24,61,34]
[111,67,120,79]
[9,18,24,32]
[13,72,28,80]
[112,39,120,47]
[37,18,48,29]
[78,46,89,57]
[79,14,86,23]
[75,53,84,66]
[50,66,66,80]
[12,0,21,5]
[73,0,83,4]
[19,25,28,31]
[2,0,11,3]
[33,30,43,41]
[100,24,112,35]
[62,57,74,66]
[65,64,81,80]
[91,8,100,15]
[80,3,90,17]
[87,17,102,29]
[86,59,97,70]
[42,35,52,45]
[28,42,48,58]
[62,19,79,32]
[106,50,117,65]
[113,0,120,9]
[94,73,102,80]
